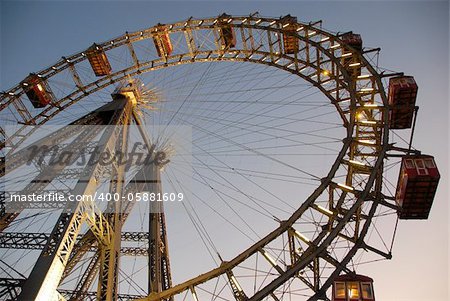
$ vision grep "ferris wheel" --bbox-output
[0,13,441,301]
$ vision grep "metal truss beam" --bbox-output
[17,99,130,301]
[59,289,144,301]
[0,231,149,254]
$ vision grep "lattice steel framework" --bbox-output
[0,13,419,301]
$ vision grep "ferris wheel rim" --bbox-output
[0,14,392,300]
[1,15,388,127]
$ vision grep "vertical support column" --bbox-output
[147,161,172,297]
[97,100,132,301]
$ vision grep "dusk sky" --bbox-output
[1,1,448,300]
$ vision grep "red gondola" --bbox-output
[153,24,173,57]
[332,274,375,301]
[388,76,418,129]
[218,14,236,49]
[395,155,440,219]
[86,43,112,77]
[23,74,54,108]
[341,33,362,77]
[280,15,299,54]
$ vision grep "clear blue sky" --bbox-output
[1,1,448,300]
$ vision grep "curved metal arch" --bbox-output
[1,15,386,159]
[1,15,382,132]
[0,14,391,301]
